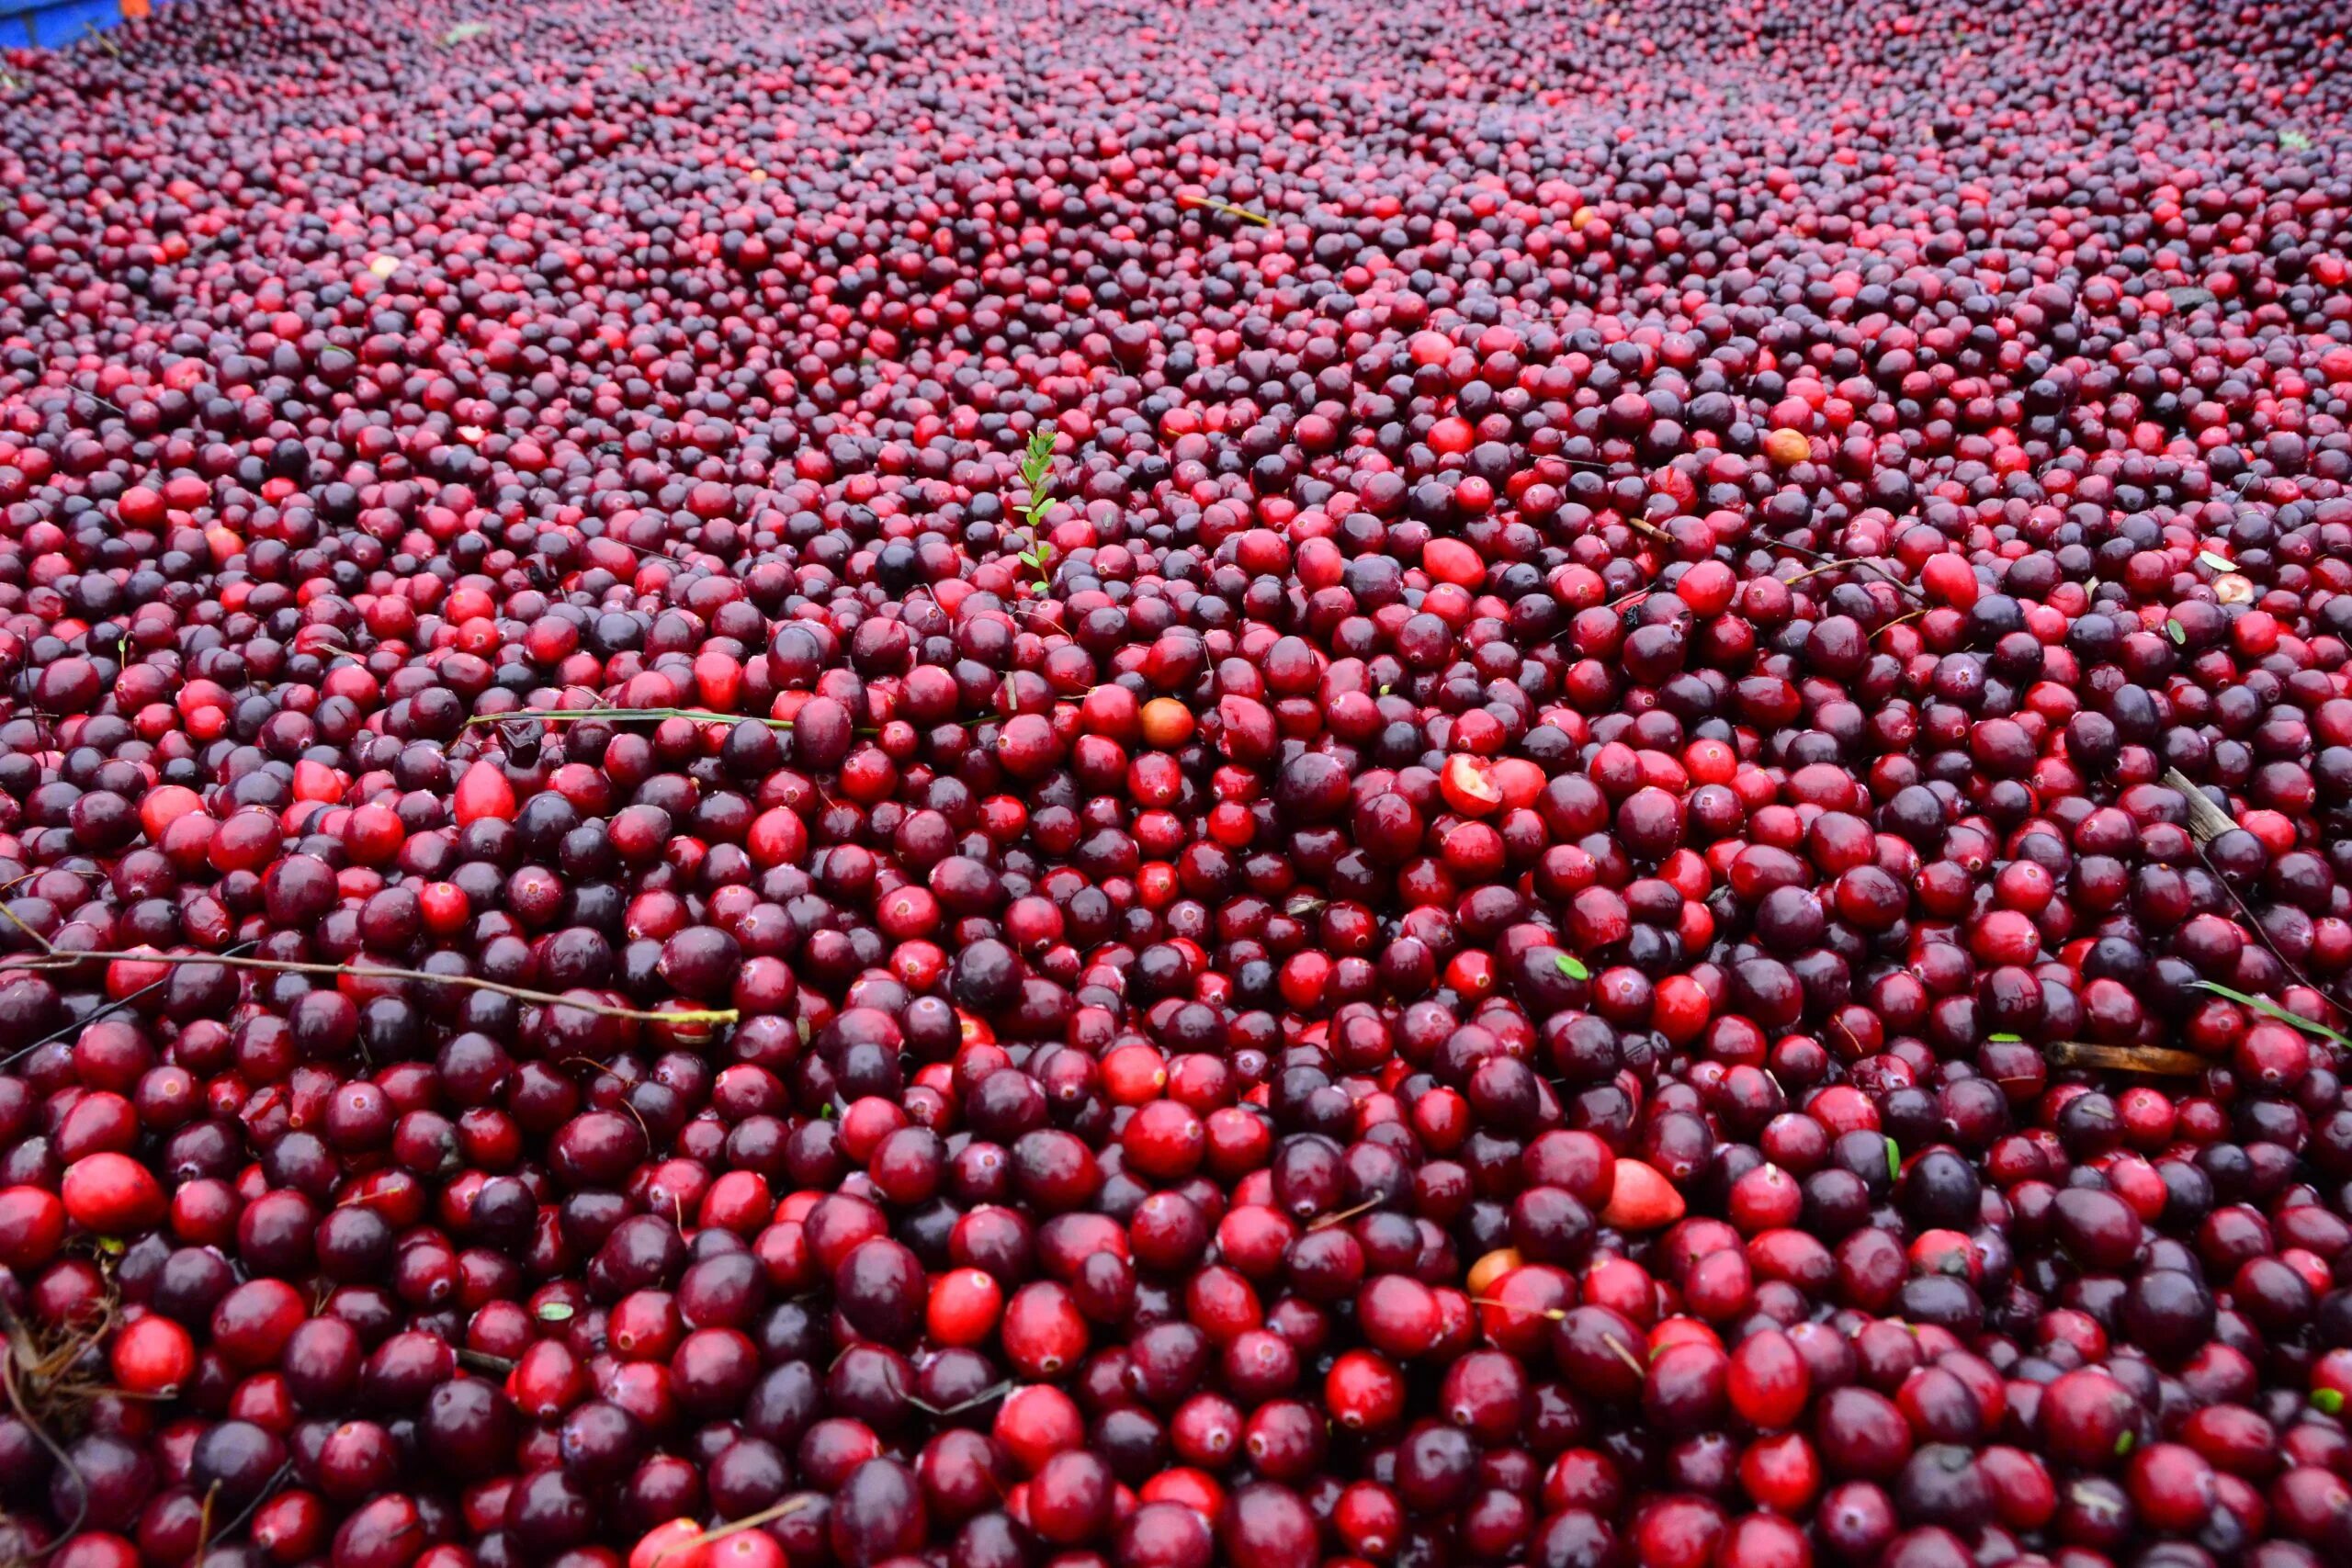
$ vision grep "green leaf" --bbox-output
[1555,953,1589,981]
[2165,619,2186,644]
[442,20,491,42]
[2313,1388,2346,1416]
[1017,429,1057,536]
[1021,426,1055,487]
[2199,550,2234,572]
[2113,1431,2135,1457]
[2191,979,2352,1048]
[537,1303,574,1323]
[2279,129,2312,151]
[1885,1137,1901,1183]
[1988,1032,2022,1043]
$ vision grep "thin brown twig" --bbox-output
[2163,767,2238,844]
[0,950,735,1027]
[0,941,259,1071]
[1763,536,1928,604]
[2044,1041,2208,1077]
[0,1294,117,1557]
[463,706,791,732]
[1308,1197,1383,1231]
[1466,1296,1567,1323]
[905,1378,1017,1419]
[1783,557,1879,585]
[1176,193,1272,227]
[64,386,130,420]
[650,1498,815,1568]
[210,1461,294,1542]
[2157,768,2344,1021]
[190,1481,222,1568]
[1602,1334,1647,1377]
[550,1059,659,1155]
[0,893,57,954]
[0,1349,85,1555]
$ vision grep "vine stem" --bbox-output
[1466,1296,1567,1323]
[0,1296,94,1557]
[2043,1041,2208,1077]
[1782,557,1882,585]
[2159,767,2346,1024]
[651,1498,815,1568]
[464,706,791,731]
[1308,1197,1383,1231]
[1763,536,1928,603]
[0,950,736,1027]
[1176,192,1272,226]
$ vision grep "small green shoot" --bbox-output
[1987,1032,2021,1043]
[2279,129,2312,151]
[1555,953,1589,982]
[2113,1431,2135,1458]
[2192,979,2349,1048]
[2165,619,2186,644]
[1012,426,1057,593]
[1885,1137,1901,1183]
[443,20,491,43]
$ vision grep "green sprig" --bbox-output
[1012,426,1057,593]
